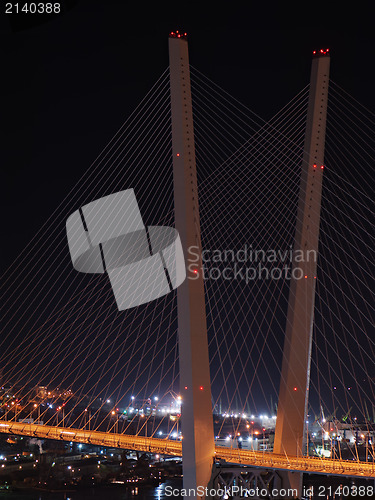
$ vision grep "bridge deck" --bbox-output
[1,421,374,479]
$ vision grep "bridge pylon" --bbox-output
[169,32,215,498]
[273,50,330,497]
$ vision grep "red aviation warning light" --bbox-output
[169,31,188,39]
[321,165,324,170]
[293,387,298,391]
[199,386,204,391]
[313,48,330,57]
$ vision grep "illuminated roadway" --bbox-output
[1,421,374,479]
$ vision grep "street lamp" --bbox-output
[262,428,266,455]
[306,420,309,456]
[111,410,119,433]
[84,408,91,431]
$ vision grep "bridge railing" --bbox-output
[215,446,375,478]
[0,421,374,478]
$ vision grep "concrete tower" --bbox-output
[273,50,330,495]
[169,32,215,497]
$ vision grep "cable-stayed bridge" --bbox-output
[1,34,374,499]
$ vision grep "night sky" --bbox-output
[1,2,374,419]
[3,2,375,268]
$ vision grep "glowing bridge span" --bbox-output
[1,422,374,479]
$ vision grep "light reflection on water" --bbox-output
[0,479,183,500]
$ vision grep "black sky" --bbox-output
[2,1,375,266]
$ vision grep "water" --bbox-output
[0,479,183,500]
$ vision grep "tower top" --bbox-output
[169,30,187,39]
[313,48,330,57]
